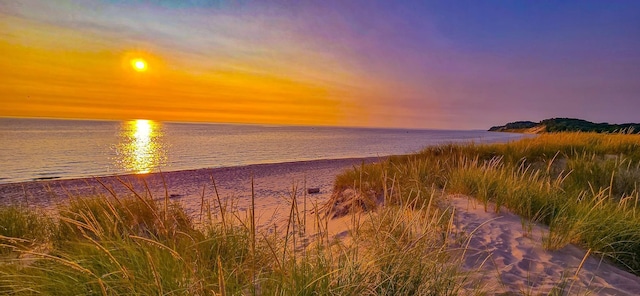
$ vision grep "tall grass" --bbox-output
[0,206,53,255]
[334,132,640,275]
[0,176,481,295]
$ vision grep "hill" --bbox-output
[489,118,640,133]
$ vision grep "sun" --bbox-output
[131,58,147,72]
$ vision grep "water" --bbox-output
[0,118,525,184]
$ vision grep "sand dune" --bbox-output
[2,158,640,295]
[450,195,640,295]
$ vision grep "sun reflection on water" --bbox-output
[116,119,166,174]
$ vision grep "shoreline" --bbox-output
[0,156,387,186]
[0,157,383,222]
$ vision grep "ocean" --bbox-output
[0,118,524,184]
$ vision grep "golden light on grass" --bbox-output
[131,58,147,72]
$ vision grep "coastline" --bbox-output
[1,117,527,185]
[0,156,382,223]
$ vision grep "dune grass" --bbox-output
[0,177,480,295]
[334,132,640,275]
[0,206,53,255]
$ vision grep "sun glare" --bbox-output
[134,119,152,139]
[116,119,165,174]
[131,58,147,72]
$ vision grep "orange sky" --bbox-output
[0,4,380,128]
[1,36,344,125]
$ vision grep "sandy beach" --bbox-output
[3,157,640,295]
[0,157,381,223]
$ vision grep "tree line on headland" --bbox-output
[489,118,640,134]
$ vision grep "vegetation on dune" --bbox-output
[0,206,53,255]
[488,120,537,132]
[490,117,640,133]
[0,179,480,295]
[334,132,640,275]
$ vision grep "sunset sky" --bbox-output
[1,0,639,129]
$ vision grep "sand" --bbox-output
[0,157,380,226]
[2,158,640,295]
[449,194,640,295]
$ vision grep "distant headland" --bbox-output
[489,118,640,134]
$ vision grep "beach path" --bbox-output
[449,195,640,295]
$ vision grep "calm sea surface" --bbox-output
[0,118,525,184]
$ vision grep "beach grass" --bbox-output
[0,206,53,255]
[334,132,640,275]
[0,179,479,295]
